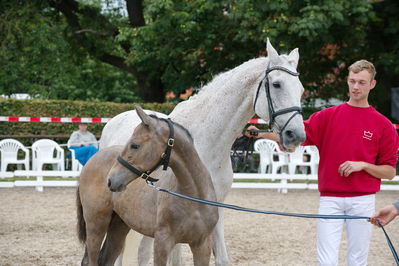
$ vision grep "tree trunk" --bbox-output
[136,70,164,102]
[48,0,165,103]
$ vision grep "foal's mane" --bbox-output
[149,114,193,143]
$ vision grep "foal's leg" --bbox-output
[190,237,212,266]
[84,211,112,266]
[81,248,89,266]
[138,236,182,266]
[98,213,131,265]
[212,209,229,266]
[153,233,176,266]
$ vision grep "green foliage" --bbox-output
[119,0,376,106]
[362,0,399,119]
[1,0,398,119]
[0,1,139,103]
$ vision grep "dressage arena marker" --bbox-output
[147,183,399,264]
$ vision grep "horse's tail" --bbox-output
[76,186,87,244]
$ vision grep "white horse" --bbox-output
[100,39,306,265]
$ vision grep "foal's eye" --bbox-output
[130,143,140,149]
[272,82,281,88]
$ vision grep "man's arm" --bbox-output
[338,161,396,180]
[245,125,280,142]
[369,200,399,226]
[67,132,82,147]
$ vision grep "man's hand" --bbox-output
[245,125,260,138]
[339,161,395,180]
[338,161,365,177]
[369,204,399,226]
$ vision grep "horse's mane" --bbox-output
[149,114,193,143]
[182,57,269,103]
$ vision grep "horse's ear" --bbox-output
[288,48,299,69]
[266,38,279,64]
[135,104,153,127]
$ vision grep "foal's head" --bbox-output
[107,105,187,192]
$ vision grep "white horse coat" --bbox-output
[100,40,305,265]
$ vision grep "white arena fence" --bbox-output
[1,171,399,193]
[232,173,399,194]
[1,116,398,192]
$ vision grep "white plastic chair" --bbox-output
[254,139,272,173]
[254,139,289,175]
[288,146,312,174]
[270,140,290,175]
[0,139,30,172]
[32,139,65,171]
[68,148,83,171]
[305,145,320,175]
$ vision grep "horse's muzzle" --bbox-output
[281,127,306,151]
[107,178,126,192]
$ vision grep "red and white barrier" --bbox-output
[0,116,398,129]
[0,116,110,123]
[248,118,267,124]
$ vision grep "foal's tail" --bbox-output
[76,186,87,244]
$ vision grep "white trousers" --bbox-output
[317,194,375,266]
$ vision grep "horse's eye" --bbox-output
[130,143,140,149]
[272,82,281,88]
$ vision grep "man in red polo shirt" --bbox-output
[247,60,399,265]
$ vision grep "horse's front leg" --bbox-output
[99,213,130,265]
[212,208,229,266]
[138,236,182,266]
[190,237,212,266]
[153,233,176,266]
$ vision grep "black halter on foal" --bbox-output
[253,65,303,135]
[116,118,175,184]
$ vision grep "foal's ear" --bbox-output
[135,104,153,127]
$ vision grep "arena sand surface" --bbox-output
[0,187,398,266]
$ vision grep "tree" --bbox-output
[363,0,399,120]
[0,1,139,103]
[46,0,166,102]
[44,0,375,102]
[2,0,397,120]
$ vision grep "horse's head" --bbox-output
[107,105,173,192]
[253,39,306,151]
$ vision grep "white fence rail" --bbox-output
[233,173,399,193]
[0,170,80,192]
[1,171,399,193]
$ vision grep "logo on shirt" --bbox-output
[363,131,373,140]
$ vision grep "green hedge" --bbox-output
[0,99,176,145]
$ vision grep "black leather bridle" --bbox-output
[253,65,303,135]
[116,118,175,184]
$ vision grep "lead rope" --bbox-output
[378,220,399,263]
[147,183,399,265]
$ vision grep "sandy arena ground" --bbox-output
[0,187,398,266]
